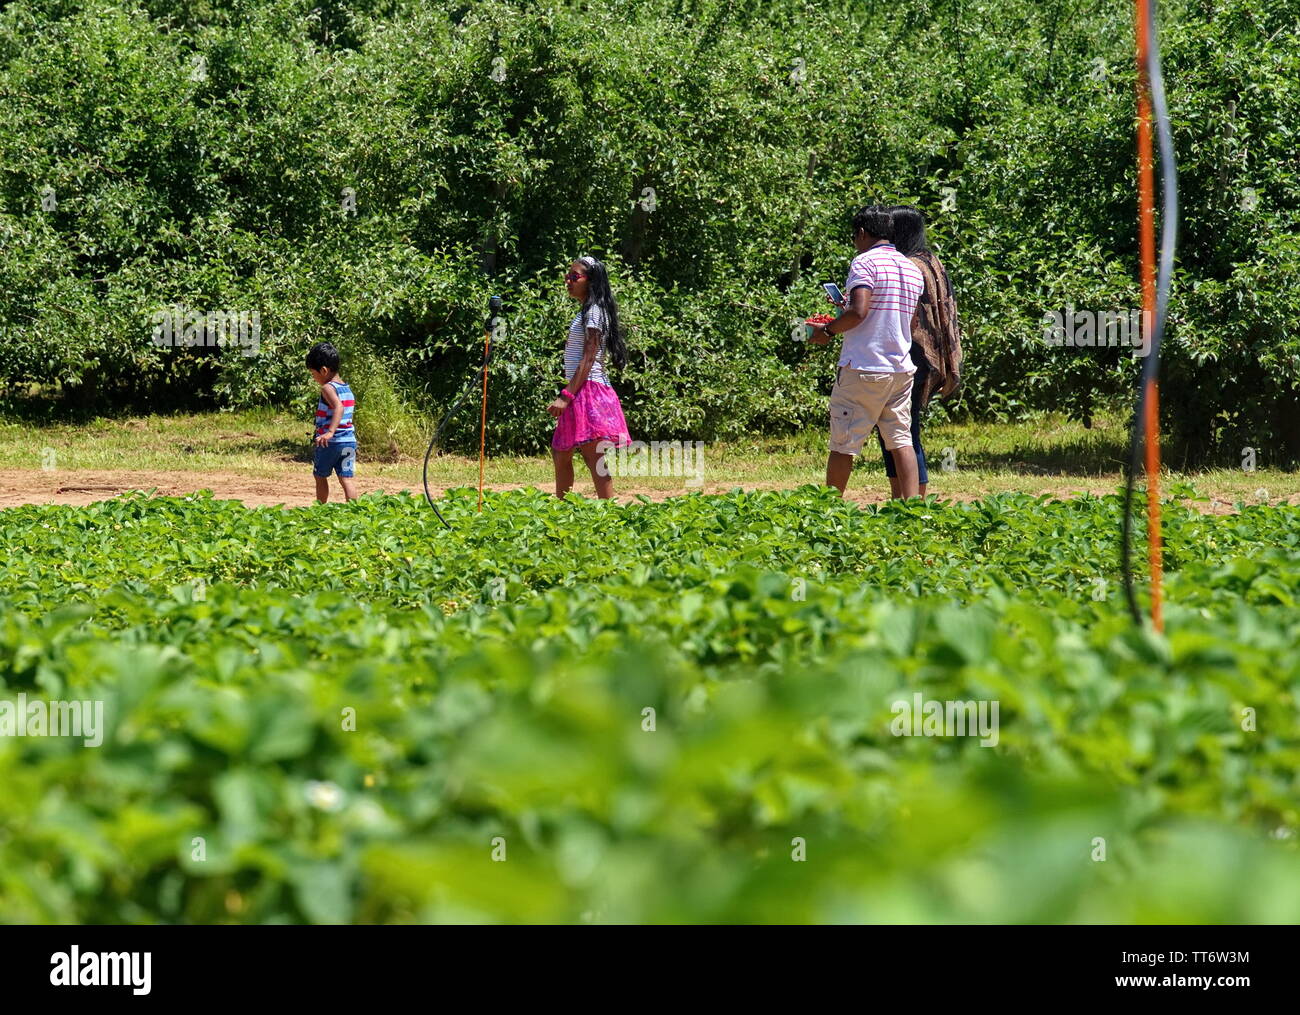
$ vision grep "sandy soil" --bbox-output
[0,468,490,508]
[0,467,1260,514]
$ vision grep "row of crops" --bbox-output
[2,488,1298,922]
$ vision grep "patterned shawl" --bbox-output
[909,251,963,404]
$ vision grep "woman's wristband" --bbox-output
[560,388,576,401]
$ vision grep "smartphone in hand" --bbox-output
[821,281,846,308]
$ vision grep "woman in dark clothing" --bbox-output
[877,206,963,498]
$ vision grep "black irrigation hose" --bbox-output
[422,367,478,529]
[422,333,497,529]
[1121,0,1179,625]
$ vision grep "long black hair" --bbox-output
[889,206,931,257]
[577,255,627,370]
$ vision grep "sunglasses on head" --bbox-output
[564,271,587,282]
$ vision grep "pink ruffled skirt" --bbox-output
[552,380,632,451]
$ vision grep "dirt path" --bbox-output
[0,468,432,508]
[0,467,1266,514]
[2,467,872,508]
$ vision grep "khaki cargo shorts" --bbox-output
[828,367,915,455]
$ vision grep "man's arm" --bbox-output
[810,286,872,344]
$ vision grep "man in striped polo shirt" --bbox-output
[810,205,924,498]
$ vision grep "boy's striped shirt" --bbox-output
[315,379,357,444]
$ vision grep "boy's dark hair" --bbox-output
[889,206,931,257]
[306,342,340,373]
[852,205,894,243]
[575,255,628,371]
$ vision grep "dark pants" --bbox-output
[879,351,929,484]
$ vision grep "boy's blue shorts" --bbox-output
[314,442,357,478]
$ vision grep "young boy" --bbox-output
[810,204,924,498]
[306,342,359,503]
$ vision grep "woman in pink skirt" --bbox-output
[547,255,632,498]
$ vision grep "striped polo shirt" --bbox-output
[839,241,924,372]
[315,379,356,444]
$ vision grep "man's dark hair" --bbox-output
[306,342,340,373]
[852,205,894,243]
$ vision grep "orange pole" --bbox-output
[478,323,490,513]
[1136,0,1163,631]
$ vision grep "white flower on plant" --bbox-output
[349,799,387,830]
[305,780,346,812]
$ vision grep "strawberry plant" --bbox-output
[1,489,1298,922]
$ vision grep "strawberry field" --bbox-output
[2,489,1298,924]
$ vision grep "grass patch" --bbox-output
[0,408,1296,504]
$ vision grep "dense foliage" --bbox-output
[0,0,1297,462]
[2,488,1298,922]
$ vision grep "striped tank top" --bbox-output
[315,379,356,444]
